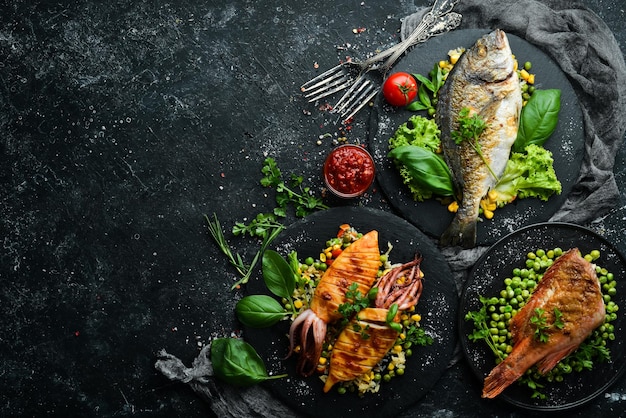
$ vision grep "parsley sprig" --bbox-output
[530,308,550,343]
[337,283,377,340]
[451,107,499,181]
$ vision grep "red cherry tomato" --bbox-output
[382,72,418,107]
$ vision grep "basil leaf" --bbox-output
[235,295,287,328]
[262,249,295,300]
[406,100,430,111]
[210,338,285,386]
[513,89,561,153]
[388,145,454,196]
[413,73,434,92]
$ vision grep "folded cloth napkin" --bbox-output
[156,2,626,416]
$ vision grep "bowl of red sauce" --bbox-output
[323,144,375,198]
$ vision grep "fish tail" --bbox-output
[482,360,525,399]
[440,215,476,248]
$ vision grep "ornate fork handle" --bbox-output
[380,0,461,72]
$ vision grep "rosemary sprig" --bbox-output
[206,213,284,289]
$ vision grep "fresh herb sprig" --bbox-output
[206,213,284,289]
[451,107,499,181]
[530,308,550,343]
[338,283,372,324]
[407,63,445,115]
[210,158,327,289]
[260,157,329,218]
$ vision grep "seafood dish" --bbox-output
[287,230,381,376]
[482,248,606,398]
[437,29,523,248]
[323,254,424,392]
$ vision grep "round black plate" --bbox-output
[369,29,585,246]
[459,222,626,410]
[244,207,458,418]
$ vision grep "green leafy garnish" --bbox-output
[513,89,561,153]
[386,303,403,333]
[210,158,327,290]
[210,338,287,386]
[337,283,371,327]
[407,63,446,115]
[261,249,296,311]
[493,144,561,206]
[404,323,434,347]
[206,213,284,289]
[465,296,505,361]
[235,295,288,328]
[259,157,329,218]
[387,145,454,198]
[451,107,498,181]
[530,308,550,343]
[553,308,565,330]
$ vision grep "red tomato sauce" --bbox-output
[323,145,375,198]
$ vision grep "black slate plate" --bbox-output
[459,222,626,411]
[369,29,585,246]
[243,207,458,418]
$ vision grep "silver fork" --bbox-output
[333,4,462,121]
[301,0,461,120]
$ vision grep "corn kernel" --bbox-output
[393,345,403,353]
[399,333,407,340]
[319,253,326,262]
[318,357,327,365]
[527,74,535,84]
[332,243,341,251]
[484,209,494,220]
[388,363,395,371]
[520,69,530,81]
[400,314,409,321]
[488,189,498,201]
[411,314,422,322]
[439,60,447,68]
[294,299,303,309]
[448,200,459,213]
[294,345,301,353]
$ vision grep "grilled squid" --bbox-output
[287,230,381,376]
[323,254,424,392]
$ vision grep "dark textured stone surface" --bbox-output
[1,0,624,417]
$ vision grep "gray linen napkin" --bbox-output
[156,1,626,416]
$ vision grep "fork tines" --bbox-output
[300,63,355,102]
[331,77,380,121]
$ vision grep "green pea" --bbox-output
[524,61,532,71]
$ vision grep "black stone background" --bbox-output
[1,0,625,417]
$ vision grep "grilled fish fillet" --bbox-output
[437,29,522,248]
[482,248,606,398]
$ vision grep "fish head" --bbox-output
[463,29,515,83]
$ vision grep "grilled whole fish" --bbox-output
[437,29,522,248]
[482,248,606,398]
